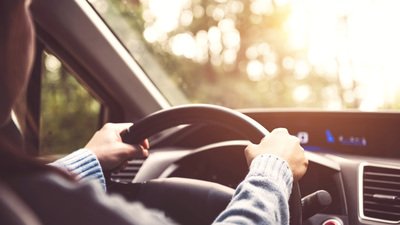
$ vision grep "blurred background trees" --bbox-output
[90,0,400,110]
[40,52,100,155]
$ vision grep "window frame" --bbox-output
[24,26,124,156]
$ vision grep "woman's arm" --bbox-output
[213,154,292,224]
[49,148,106,191]
[214,128,308,225]
[49,123,149,191]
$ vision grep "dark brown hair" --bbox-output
[0,0,74,181]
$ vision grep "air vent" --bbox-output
[110,158,146,183]
[361,164,400,223]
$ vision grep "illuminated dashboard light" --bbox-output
[297,131,309,144]
[325,129,335,143]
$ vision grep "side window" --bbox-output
[40,51,101,156]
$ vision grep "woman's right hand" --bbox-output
[244,128,308,182]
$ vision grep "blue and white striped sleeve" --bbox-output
[48,148,106,192]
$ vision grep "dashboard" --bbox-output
[244,110,400,159]
[113,110,400,225]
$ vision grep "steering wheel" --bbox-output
[119,104,302,225]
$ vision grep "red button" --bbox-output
[322,219,342,225]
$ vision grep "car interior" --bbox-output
[4,0,400,225]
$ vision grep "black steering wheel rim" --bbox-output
[120,104,301,224]
[121,104,269,145]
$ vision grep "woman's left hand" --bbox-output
[84,123,149,174]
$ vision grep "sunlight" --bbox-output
[194,30,209,63]
[247,60,265,81]
[147,0,190,32]
[44,53,62,74]
[293,85,311,103]
[142,0,190,43]
[170,33,196,58]
[250,0,274,16]
[138,0,400,110]
[285,0,400,110]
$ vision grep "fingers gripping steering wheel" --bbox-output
[120,104,302,225]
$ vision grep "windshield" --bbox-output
[89,0,400,110]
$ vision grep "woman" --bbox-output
[0,0,149,191]
[0,0,308,224]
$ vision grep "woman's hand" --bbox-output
[84,123,149,174]
[244,128,308,182]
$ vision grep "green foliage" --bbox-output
[97,0,335,109]
[40,53,100,155]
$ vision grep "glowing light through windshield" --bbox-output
[87,0,400,110]
[139,0,400,110]
[286,0,400,110]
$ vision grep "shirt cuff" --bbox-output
[247,154,293,196]
[49,148,106,192]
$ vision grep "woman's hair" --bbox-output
[0,0,74,181]
[0,0,15,79]
[0,0,34,125]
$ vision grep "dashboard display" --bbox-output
[295,129,367,147]
[326,129,367,147]
[245,110,400,158]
